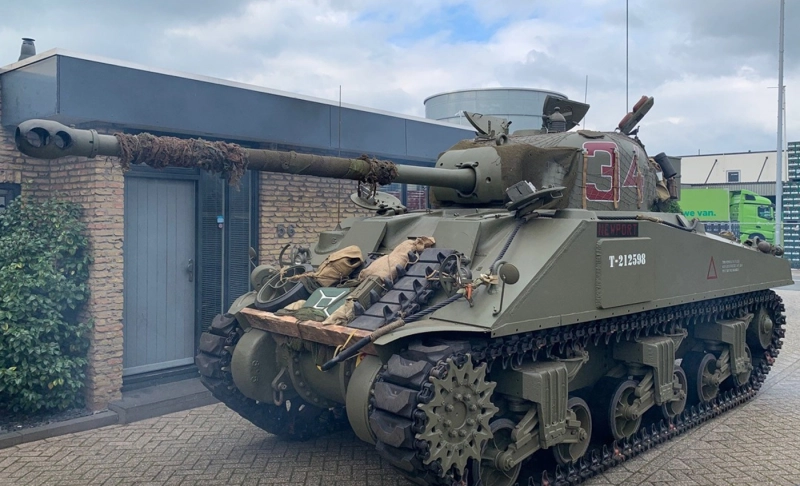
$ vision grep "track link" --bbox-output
[368,290,786,486]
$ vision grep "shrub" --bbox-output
[0,198,92,413]
[651,199,682,214]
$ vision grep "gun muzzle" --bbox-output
[15,119,120,159]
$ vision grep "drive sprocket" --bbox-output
[418,355,499,477]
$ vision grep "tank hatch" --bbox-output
[542,95,590,132]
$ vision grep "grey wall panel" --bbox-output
[0,56,58,127]
[58,57,332,148]
[124,177,196,375]
[3,53,478,162]
[225,171,254,309]
[329,105,472,161]
[200,172,224,330]
[332,108,406,156]
[405,120,472,160]
[1,54,472,163]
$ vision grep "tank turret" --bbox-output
[9,96,792,486]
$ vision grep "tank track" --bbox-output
[369,289,786,486]
[195,314,349,441]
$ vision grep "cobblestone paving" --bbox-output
[2,287,800,486]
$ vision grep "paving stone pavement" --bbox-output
[2,287,800,486]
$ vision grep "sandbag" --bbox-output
[322,300,354,327]
[296,245,363,287]
[359,236,435,281]
[274,299,307,316]
[650,159,671,202]
[293,307,328,322]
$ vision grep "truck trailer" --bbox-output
[680,188,775,243]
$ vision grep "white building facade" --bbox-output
[680,150,788,186]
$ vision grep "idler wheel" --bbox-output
[553,397,592,465]
[682,352,720,404]
[748,308,774,350]
[476,419,521,486]
[660,366,688,419]
[591,377,642,441]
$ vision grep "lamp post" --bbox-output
[776,0,785,246]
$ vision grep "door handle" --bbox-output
[187,259,194,282]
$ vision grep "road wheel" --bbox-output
[682,352,719,405]
[660,366,688,419]
[476,419,521,486]
[748,308,774,350]
[553,397,592,465]
[591,377,642,441]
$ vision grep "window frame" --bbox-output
[0,183,21,213]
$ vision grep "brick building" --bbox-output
[0,49,473,410]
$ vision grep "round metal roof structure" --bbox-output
[424,87,568,132]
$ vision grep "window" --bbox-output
[405,184,429,211]
[0,183,21,213]
[726,171,740,183]
[374,183,430,211]
[758,205,773,220]
[381,183,403,206]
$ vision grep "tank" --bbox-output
[13,95,791,486]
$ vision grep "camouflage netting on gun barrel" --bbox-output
[114,133,249,185]
[446,131,657,211]
[358,154,398,186]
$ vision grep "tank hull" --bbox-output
[195,208,790,485]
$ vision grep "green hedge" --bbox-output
[652,199,682,214]
[0,198,92,413]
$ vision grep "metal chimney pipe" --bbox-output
[18,38,36,61]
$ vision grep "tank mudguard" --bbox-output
[372,320,489,359]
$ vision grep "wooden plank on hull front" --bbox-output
[239,308,378,355]
[296,321,376,355]
[240,308,301,338]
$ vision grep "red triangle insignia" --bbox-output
[707,257,718,280]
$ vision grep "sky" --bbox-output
[0,0,797,157]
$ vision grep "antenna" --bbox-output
[337,85,343,222]
[626,0,629,112]
[583,75,589,128]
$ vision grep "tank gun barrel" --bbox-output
[14,119,476,193]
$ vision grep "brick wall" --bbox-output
[258,172,369,264]
[0,83,125,410]
[0,83,48,196]
[0,135,23,186]
[47,156,125,410]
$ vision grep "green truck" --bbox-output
[680,188,775,243]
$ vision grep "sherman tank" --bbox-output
[14,95,791,486]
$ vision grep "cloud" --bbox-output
[0,0,797,156]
